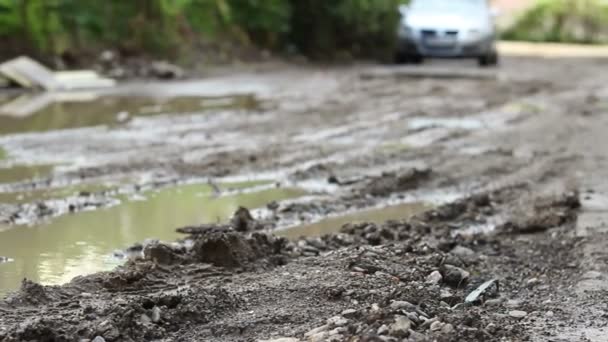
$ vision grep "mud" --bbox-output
[2,56,608,341]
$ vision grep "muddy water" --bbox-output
[0,164,53,184]
[0,182,304,296]
[0,93,258,134]
[278,202,431,240]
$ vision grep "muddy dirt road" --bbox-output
[1,55,608,341]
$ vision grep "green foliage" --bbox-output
[289,0,404,61]
[0,0,406,61]
[503,0,608,44]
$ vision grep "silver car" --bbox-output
[397,0,499,66]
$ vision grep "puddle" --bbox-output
[0,164,53,184]
[0,93,259,135]
[0,147,6,161]
[0,182,304,296]
[278,202,431,240]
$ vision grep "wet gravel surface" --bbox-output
[2,57,608,341]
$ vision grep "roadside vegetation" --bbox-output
[0,0,406,63]
[503,0,608,44]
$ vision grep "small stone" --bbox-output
[326,316,348,327]
[341,309,357,318]
[526,278,540,287]
[484,298,503,307]
[408,329,427,342]
[406,311,419,323]
[92,337,106,342]
[441,323,455,335]
[258,338,299,342]
[140,314,151,324]
[151,306,161,323]
[509,310,528,319]
[377,324,389,335]
[305,325,328,337]
[485,323,497,334]
[389,315,412,338]
[546,311,554,317]
[308,332,329,342]
[506,299,522,308]
[450,245,475,257]
[389,300,417,312]
[430,321,444,332]
[426,270,443,284]
[371,303,381,312]
[441,265,470,287]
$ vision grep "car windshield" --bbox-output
[409,0,486,13]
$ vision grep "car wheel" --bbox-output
[478,51,498,67]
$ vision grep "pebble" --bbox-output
[441,265,470,287]
[389,300,417,312]
[377,324,389,335]
[441,323,455,335]
[341,309,357,318]
[506,299,522,308]
[484,298,503,307]
[305,325,328,337]
[509,310,528,319]
[546,311,554,317]
[140,314,152,324]
[426,270,443,284]
[581,271,602,279]
[526,278,541,287]
[450,245,475,257]
[151,306,161,323]
[389,315,412,338]
[258,339,299,342]
[326,316,348,327]
[92,337,105,342]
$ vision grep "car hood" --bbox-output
[404,11,489,31]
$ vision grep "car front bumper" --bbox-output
[398,35,495,58]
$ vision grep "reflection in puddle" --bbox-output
[0,93,259,135]
[278,202,431,240]
[0,182,304,296]
[0,164,53,184]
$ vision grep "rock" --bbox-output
[430,321,444,332]
[426,270,443,284]
[116,111,130,123]
[92,337,106,342]
[441,323,455,335]
[505,299,522,308]
[305,325,329,338]
[465,279,499,304]
[150,61,184,79]
[526,277,541,287]
[327,316,348,327]
[389,300,417,312]
[408,329,427,342]
[341,309,358,318]
[509,310,528,319]
[99,50,116,64]
[450,245,475,257]
[484,298,503,307]
[258,338,300,342]
[546,311,554,317]
[151,306,161,323]
[377,324,389,335]
[441,265,470,287]
[307,331,329,342]
[140,314,152,324]
[389,315,412,338]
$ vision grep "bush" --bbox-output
[288,0,404,61]
[503,0,608,44]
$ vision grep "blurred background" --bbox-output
[1,0,607,72]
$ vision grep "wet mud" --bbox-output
[1,57,608,341]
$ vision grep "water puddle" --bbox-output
[278,202,431,240]
[0,147,6,161]
[0,164,53,184]
[0,93,259,135]
[0,183,112,204]
[0,182,304,296]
